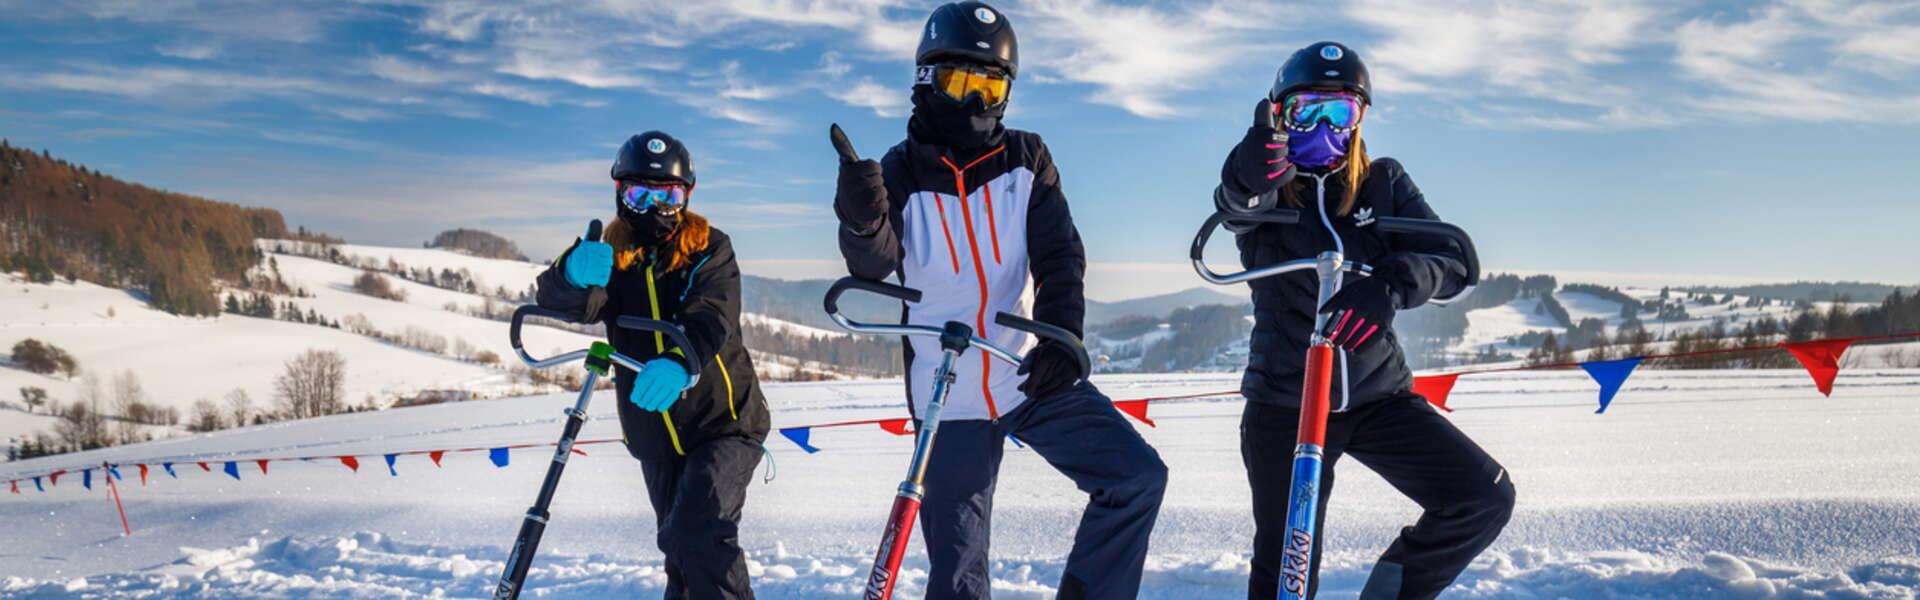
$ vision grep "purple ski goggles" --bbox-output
[1277,91,1365,133]
[618,181,687,215]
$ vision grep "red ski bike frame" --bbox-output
[823,277,1091,600]
[1192,209,1479,600]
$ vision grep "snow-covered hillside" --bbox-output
[0,272,514,424]
[1455,287,1829,356]
[0,241,845,448]
[3,371,1919,598]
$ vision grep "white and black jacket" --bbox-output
[839,130,1086,421]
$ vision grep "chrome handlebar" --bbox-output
[1189,209,1480,304]
[822,277,1092,379]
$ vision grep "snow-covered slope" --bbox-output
[1456,286,1837,356]
[1,241,869,449]
[0,273,512,418]
[3,371,1918,598]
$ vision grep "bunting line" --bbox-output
[4,331,1916,488]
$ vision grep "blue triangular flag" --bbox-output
[108,465,122,481]
[163,463,178,479]
[33,476,44,492]
[489,447,510,467]
[384,453,399,477]
[1008,434,1025,449]
[83,468,93,490]
[1581,357,1643,414]
[223,461,241,480]
[779,427,820,454]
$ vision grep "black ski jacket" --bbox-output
[538,228,769,463]
[1214,158,1470,412]
[839,129,1086,421]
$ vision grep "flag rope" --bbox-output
[5,331,1918,487]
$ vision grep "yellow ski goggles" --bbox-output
[927,64,1012,107]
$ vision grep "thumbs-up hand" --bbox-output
[562,221,615,289]
[830,123,889,232]
[1222,98,1293,199]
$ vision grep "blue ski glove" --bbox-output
[563,225,614,289]
[629,357,690,412]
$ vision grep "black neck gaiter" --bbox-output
[907,86,1006,151]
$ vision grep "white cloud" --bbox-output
[1348,0,1658,121]
[815,52,907,117]
[1667,1,1920,124]
[154,40,221,60]
[1349,0,1920,128]
[827,79,909,117]
[1014,0,1289,119]
[368,54,455,85]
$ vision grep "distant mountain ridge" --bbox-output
[1679,281,1915,303]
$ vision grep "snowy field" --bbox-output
[4,369,1920,599]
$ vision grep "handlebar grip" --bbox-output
[824,277,923,315]
[614,316,703,380]
[1371,216,1481,285]
[993,313,1092,380]
[510,305,585,351]
[1190,209,1301,261]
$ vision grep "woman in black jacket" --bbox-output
[537,131,769,599]
[1215,43,1515,600]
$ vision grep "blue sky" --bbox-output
[2,0,1917,300]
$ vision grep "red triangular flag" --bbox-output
[877,419,914,436]
[571,447,588,456]
[256,459,270,475]
[197,461,211,472]
[138,464,150,486]
[1782,338,1857,397]
[429,450,446,467]
[339,456,360,472]
[8,480,16,494]
[1412,373,1462,412]
[1113,399,1155,427]
[49,470,65,487]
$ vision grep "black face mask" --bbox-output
[619,205,681,248]
[908,85,1006,150]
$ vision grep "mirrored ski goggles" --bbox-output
[1278,92,1364,133]
[618,181,687,215]
[931,64,1012,107]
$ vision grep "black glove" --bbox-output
[1318,276,1402,352]
[830,123,889,234]
[1220,98,1293,204]
[1018,340,1081,400]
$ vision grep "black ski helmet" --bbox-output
[611,131,695,187]
[915,1,1018,77]
[1270,41,1370,105]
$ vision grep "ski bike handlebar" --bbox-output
[1188,209,1482,303]
[507,305,703,388]
[822,276,1091,379]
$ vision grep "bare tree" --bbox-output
[224,388,254,428]
[274,349,347,420]
[187,399,224,432]
[77,373,107,446]
[111,369,145,443]
[54,384,109,451]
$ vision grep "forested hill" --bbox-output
[0,142,304,315]
[1679,281,1913,303]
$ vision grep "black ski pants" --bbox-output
[639,434,761,600]
[1242,393,1515,600]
